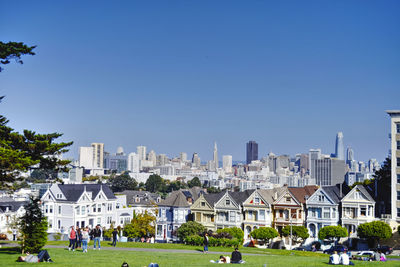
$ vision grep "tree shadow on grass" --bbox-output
[0,246,21,255]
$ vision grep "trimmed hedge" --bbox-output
[184,235,240,247]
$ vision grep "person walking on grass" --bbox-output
[92,224,102,250]
[81,226,89,253]
[76,227,82,249]
[112,228,118,247]
[203,233,209,254]
[68,226,76,251]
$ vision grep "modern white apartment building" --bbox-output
[387,110,400,222]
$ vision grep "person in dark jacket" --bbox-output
[231,247,243,264]
[91,224,102,250]
[111,228,118,247]
[203,233,209,253]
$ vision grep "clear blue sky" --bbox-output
[1,0,399,163]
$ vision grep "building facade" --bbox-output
[387,110,400,222]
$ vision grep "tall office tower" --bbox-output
[104,153,128,173]
[312,158,347,186]
[213,142,219,169]
[309,148,322,178]
[246,141,258,164]
[91,143,104,168]
[137,146,147,161]
[180,152,187,162]
[192,153,201,168]
[79,146,94,169]
[147,150,157,167]
[128,152,139,173]
[346,147,354,163]
[223,155,233,173]
[335,132,344,160]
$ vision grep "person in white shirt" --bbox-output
[339,252,353,265]
[329,251,340,265]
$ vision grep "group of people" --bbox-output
[68,224,106,252]
[210,248,244,264]
[328,251,354,265]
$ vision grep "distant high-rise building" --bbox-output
[137,146,146,161]
[309,148,321,178]
[346,147,354,163]
[147,150,157,167]
[128,152,139,173]
[180,152,187,162]
[116,146,124,155]
[312,158,347,186]
[192,153,201,168]
[223,155,233,173]
[157,154,167,166]
[246,141,258,164]
[335,132,344,160]
[79,146,94,169]
[91,143,104,168]
[213,142,218,170]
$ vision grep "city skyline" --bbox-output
[1,1,399,163]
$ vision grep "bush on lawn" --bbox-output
[177,221,206,241]
[217,227,244,244]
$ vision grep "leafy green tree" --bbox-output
[250,227,279,245]
[318,225,348,243]
[145,174,166,193]
[19,197,48,253]
[357,221,392,246]
[166,180,187,192]
[188,177,201,188]
[0,41,36,72]
[123,211,156,238]
[281,225,309,243]
[108,173,138,192]
[217,227,244,244]
[177,221,206,241]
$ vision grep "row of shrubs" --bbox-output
[184,235,241,247]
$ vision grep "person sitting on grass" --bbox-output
[17,250,53,263]
[339,251,354,265]
[328,251,340,265]
[231,247,244,264]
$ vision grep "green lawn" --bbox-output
[0,244,399,267]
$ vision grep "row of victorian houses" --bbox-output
[155,184,377,243]
[1,183,377,245]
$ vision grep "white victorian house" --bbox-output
[341,185,375,237]
[306,185,343,239]
[41,184,133,233]
[0,200,27,239]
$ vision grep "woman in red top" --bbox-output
[68,226,76,251]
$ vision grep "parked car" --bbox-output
[356,251,374,257]
[323,245,348,254]
[372,246,393,255]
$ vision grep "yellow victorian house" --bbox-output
[190,192,224,231]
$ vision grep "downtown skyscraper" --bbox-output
[213,142,219,169]
[246,141,258,164]
[335,132,344,160]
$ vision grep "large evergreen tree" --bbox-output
[0,111,73,189]
[0,41,36,72]
[19,197,48,253]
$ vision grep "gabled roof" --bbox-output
[158,190,190,207]
[56,184,116,202]
[230,189,255,205]
[117,190,160,206]
[288,185,318,204]
[258,187,287,205]
[0,201,28,212]
[203,191,226,208]
[321,184,350,204]
[342,184,375,203]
